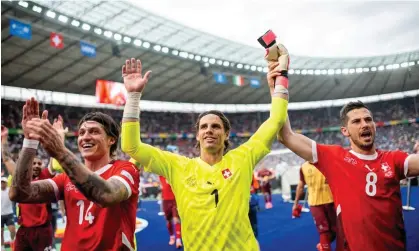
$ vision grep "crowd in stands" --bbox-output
[2,97,418,196]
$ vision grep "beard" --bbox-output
[352,136,375,151]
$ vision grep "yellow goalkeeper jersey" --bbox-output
[122,98,288,251]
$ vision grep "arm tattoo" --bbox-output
[2,141,12,161]
[57,149,129,206]
[9,148,56,203]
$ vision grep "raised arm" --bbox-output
[120,58,183,179]
[277,116,315,162]
[1,126,16,175]
[8,99,56,203]
[24,100,132,208]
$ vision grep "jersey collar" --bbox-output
[349,150,378,160]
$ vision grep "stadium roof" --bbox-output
[1,1,419,104]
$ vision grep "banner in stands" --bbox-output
[96,79,127,106]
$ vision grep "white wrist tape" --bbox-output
[23,139,39,150]
[273,85,289,95]
[123,92,142,119]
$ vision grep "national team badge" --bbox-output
[221,169,233,179]
[381,162,393,178]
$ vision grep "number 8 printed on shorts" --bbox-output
[365,172,377,196]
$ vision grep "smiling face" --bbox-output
[195,111,230,154]
[32,157,43,178]
[341,105,376,152]
[77,121,115,161]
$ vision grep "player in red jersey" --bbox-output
[270,60,419,251]
[159,176,182,248]
[257,167,275,209]
[9,98,140,251]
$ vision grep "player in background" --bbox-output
[257,167,275,209]
[1,177,16,251]
[9,98,140,251]
[270,64,419,251]
[293,161,336,251]
[159,176,182,248]
[120,52,289,250]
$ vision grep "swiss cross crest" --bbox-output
[222,169,233,179]
[381,162,393,178]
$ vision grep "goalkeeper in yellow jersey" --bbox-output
[121,37,289,250]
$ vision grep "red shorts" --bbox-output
[310,202,337,235]
[14,224,53,251]
[163,200,179,220]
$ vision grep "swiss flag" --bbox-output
[221,169,232,179]
[50,32,64,49]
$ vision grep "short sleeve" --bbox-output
[299,168,305,183]
[48,173,66,201]
[109,162,140,199]
[312,142,341,177]
[392,150,410,180]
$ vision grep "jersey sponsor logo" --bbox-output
[381,162,394,178]
[222,169,233,179]
[66,183,79,193]
[344,156,357,166]
[134,217,149,233]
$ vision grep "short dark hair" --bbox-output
[78,112,120,156]
[340,101,370,126]
[195,110,231,152]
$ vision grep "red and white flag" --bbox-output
[221,169,233,179]
[50,32,64,49]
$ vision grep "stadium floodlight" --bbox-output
[18,1,28,8]
[244,65,250,70]
[179,51,188,58]
[257,66,262,72]
[204,62,210,67]
[371,67,377,71]
[194,55,201,61]
[202,57,209,62]
[295,70,301,74]
[289,69,294,74]
[104,30,112,38]
[401,62,409,68]
[46,10,56,18]
[263,67,268,73]
[188,54,194,59]
[417,60,419,65]
[209,58,216,64]
[123,36,132,43]
[342,69,349,74]
[349,69,355,74]
[378,65,385,71]
[386,64,393,70]
[363,68,369,72]
[250,65,256,71]
[133,39,142,46]
[32,5,42,13]
[153,45,161,51]
[335,69,342,74]
[161,47,169,53]
[356,68,363,73]
[58,15,68,23]
[237,64,243,69]
[393,63,400,69]
[321,69,327,75]
[82,23,91,31]
[301,69,307,75]
[172,50,178,55]
[71,20,80,27]
[408,61,415,66]
[223,61,230,67]
[328,69,334,75]
[217,60,223,65]
[142,42,150,48]
[314,69,321,75]
[308,69,314,75]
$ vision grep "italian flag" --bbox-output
[233,75,245,86]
